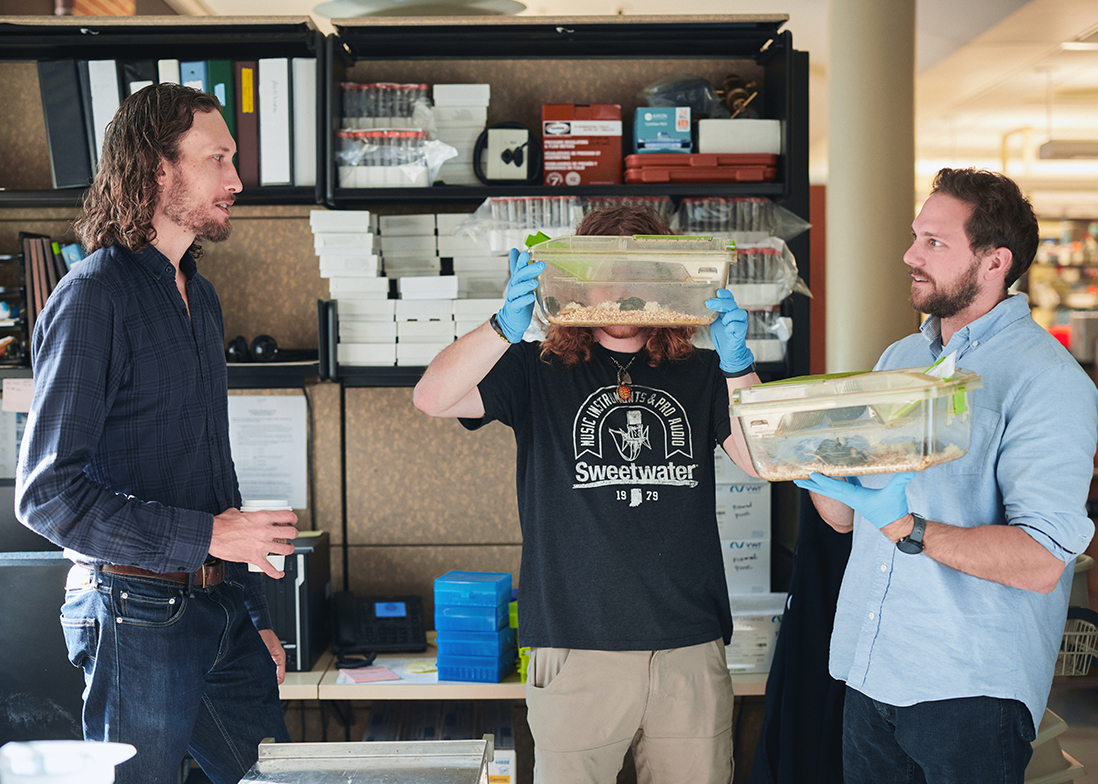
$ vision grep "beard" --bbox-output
[161,173,232,243]
[599,325,647,340]
[910,257,981,319]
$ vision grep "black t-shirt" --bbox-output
[461,340,734,651]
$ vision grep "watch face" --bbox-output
[897,538,924,555]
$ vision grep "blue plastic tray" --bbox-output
[434,571,513,608]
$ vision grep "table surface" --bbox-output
[279,634,768,701]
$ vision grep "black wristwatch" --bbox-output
[896,513,926,554]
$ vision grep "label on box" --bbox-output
[722,538,770,594]
[715,482,770,540]
[634,106,692,153]
[542,104,622,186]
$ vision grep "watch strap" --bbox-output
[897,513,926,554]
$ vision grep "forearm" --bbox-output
[413,321,509,417]
[882,515,1067,593]
[722,371,762,478]
[806,489,855,533]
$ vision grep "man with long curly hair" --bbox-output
[16,83,294,783]
[414,205,760,784]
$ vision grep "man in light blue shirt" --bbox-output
[797,168,1097,784]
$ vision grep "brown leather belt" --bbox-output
[98,560,225,588]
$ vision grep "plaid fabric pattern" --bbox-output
[17,242,269,626]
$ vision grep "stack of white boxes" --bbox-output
[382,213,455,367]
[714,447,771,595]
[310,210,395,367]
[437,212,510,300]
[433,83,490,186]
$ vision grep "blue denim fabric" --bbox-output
[842,686,1035,784]
[60,569,289,784]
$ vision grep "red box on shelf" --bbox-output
[542,103,622,186]
[623,153,778,185]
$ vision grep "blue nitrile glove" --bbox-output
[793,472,916,529]
[495,249,545,343]
[706,288,755,374]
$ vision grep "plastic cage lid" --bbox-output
[527,234,734,254]
[730,366,983,417]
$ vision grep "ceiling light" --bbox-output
[1038,140,1098,159]
[1060,42,1098,51]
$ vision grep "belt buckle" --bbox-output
[200,563,209,590]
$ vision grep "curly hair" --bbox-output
[930,167,1039,288]
[539,205,698,367]
[73,83,222,259]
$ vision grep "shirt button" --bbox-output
[880,564,888,572]
[868,612,876,620]
[972,340,979,347]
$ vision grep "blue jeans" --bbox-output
[60,567,289,784]
[842,686,1035,784]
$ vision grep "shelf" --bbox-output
[329,182,786,208]
[0,186,321,210]
[228,362,320,389]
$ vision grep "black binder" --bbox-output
[36,60,94,190]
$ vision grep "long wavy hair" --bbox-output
[539,205,698,367]
[73,84,222,259]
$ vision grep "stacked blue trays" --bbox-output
[434,570,517,683]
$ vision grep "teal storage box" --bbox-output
[434,570,512,607]
[634,106,692,153]
[435,603,509,632]
[436,627,517,658]
[437,649,516,683]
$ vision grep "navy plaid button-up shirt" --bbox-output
[15,242,269,628]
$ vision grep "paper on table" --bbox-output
[334,655,438,686]
[337,665,400,684]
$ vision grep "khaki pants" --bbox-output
[525,640,735,784]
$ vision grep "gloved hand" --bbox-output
[794,472,916,529]
[706,288,755,374]
[495,249,545,343]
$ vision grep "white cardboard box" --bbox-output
[328,277,390,299]
[379,234,438,253]
[337,298,398,318]
[397,341,451,366]
[399,276,459,300]
[451,255,510,274]
[722,538,770,594]
[438,234,488,257]
[698,118,781,155]
[432,83,491,106]
[310,209,371,232]
[452,298,503,319]
[339,320,396,343]
[313,231,374,250]
[378,213,436,236]
[435,105,488,125]
[436,213,475,234]
[337,342,395,366]
[726,592,787,673]
[397,320,456,343]
[395,299,453,321]
[715,482,770,541]
[487,748,516,784]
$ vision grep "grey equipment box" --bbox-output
[262,531,331,672]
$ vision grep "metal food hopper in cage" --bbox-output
[240,737,494,783]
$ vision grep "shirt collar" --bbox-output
[920,293,1031,357]
[119,243,197,282]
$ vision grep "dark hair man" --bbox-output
[796,168,1097,784]
[16,83,295,783]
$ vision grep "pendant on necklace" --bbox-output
[617,370,633,402]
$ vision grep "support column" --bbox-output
[826,0,920,372]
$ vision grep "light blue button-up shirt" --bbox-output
[829,294,1097,730]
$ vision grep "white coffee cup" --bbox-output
[241,499,293,572]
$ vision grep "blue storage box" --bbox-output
[437,648,516,683]
[434,571,513,607]
[436,627,517,658]
[435,603,509,632]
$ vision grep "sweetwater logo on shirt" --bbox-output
[572,385,699,490]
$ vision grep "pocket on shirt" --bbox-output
[942,404,1000,476]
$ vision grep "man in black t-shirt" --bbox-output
[414,206,760,784]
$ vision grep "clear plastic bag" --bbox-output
[677,196,811,241]
[455,196,584,253]
[640,73,728,118]
[726,236,812,307]
[579,195,676,226]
